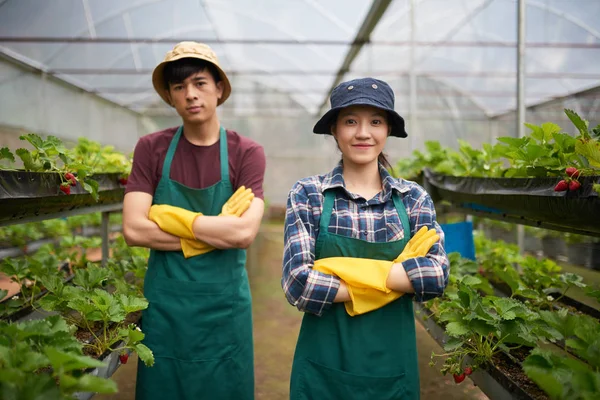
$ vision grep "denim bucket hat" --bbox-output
[313,77,407,138]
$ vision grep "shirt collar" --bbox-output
[322,162,411,199]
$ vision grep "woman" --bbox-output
[282,77,450,399]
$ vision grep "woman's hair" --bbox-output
[330,110,396,175]
[163,58,221,89]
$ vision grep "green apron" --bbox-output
[136,126,254,400]
[290,188,420,400]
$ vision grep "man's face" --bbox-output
[167,69,223,124]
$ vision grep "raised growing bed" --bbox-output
[0,263,73,322]
[0,171,124,225]
[423,169,600,237]
[413,302,548,400]
[73,313,142,400]
[487,279,600,321]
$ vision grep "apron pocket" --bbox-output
[297,358,407,400]
[144,277,235,361]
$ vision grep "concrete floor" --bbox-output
[96,226,488,400]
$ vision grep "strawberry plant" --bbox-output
[539,309,600,369]
[429,278,561,377]
[0,315,118,398]
[523,348,600,400]
[0,134,135,201]
[38,275,154,367]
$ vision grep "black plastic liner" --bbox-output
[0,171,124,224]
[424,169,600,236]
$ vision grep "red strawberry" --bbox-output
[566,167,580,178]
[464,366,473,376]
[453,373,466,384]
[478,267,485,276]
[554,180,568,192]
[59,183,71,195]
[65,172,77,186]
[118,177,128,185]
[569,180,581,191]
[119,353,129,364]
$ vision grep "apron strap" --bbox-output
[161,126,229,184]
[392,192,412,246]
[219,127,230,184]
[319,189,336,235]
[162,126,183,179]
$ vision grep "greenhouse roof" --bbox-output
[1,0,599,119]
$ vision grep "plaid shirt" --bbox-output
[282,162,450,316]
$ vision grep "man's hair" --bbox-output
[163,58,221,89]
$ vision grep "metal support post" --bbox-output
[101,211,110,267]
[516,0,526,255]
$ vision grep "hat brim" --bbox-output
[312,101,407,138]
[152,53,231,107]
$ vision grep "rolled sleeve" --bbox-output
[282,185,340,316]
[403,190,450,301]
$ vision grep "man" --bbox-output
[123,41,265,400]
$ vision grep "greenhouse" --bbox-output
[0,0,599,399]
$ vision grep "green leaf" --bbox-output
[0,373,63,400]
[44,347,106,372]
[118,294,148,314]
[560,273,586,288]
[445,321,470,337]
[522,350,564,398]
[525,123,544,142]
[552,132,577,153]
[541,122,562,139]
[575,139,600,168]
[565,109,590,139]
[133,343,154,367]
[469,319,496,337]
[82,178,99,202]
[20,351,49,371]
[16,148,42,171]
[442,338,464,352]
[522,143,547,163]
[0,147,15,163]
[69,374,118,394]
[19,134,45,150]
[497,136,529,148]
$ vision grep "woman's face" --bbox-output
[332,105,390,167]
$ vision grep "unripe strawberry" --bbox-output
[569,180,581,191]
[566,167,580,178]
[554,180,568,192]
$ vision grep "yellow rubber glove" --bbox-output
[394,226,439,263]
[335,226,439,316]
[313,258,394,292]
[220,186,254,217]
[148,205,199,240]
[180,187,254,258]
[150,187,255,258]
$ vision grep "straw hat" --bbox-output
[152,41,231,106]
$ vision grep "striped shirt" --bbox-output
[282,162,449,316]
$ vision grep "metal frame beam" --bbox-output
[2,37,598,49]
[317,0,393,113]
[41,68,600,80]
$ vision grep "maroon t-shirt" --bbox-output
[126,127,265,199]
